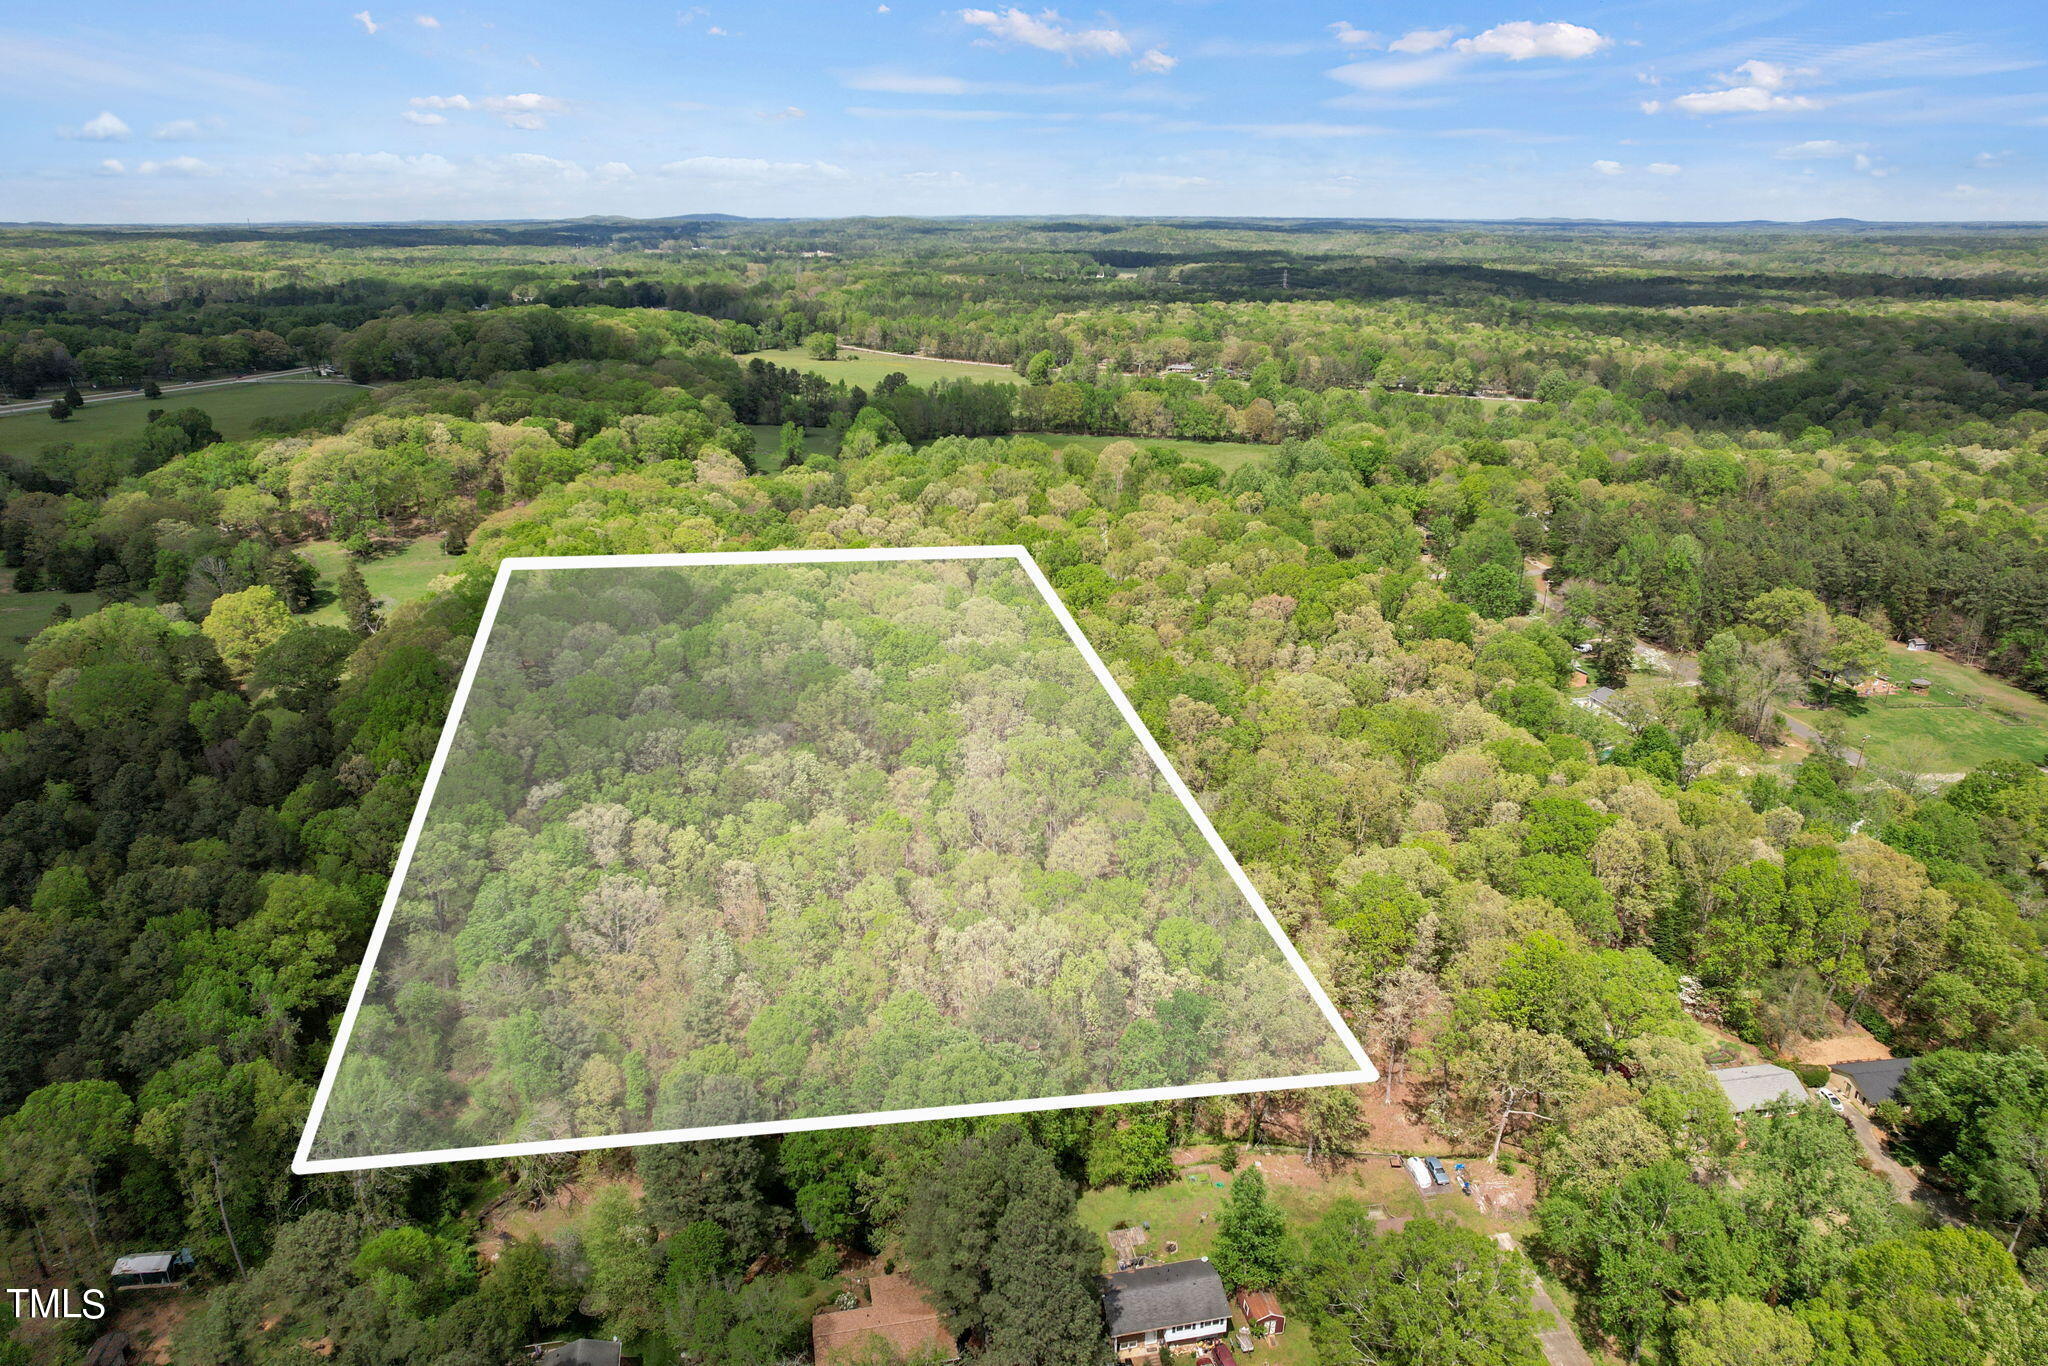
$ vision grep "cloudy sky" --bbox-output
[7,2,2047,223]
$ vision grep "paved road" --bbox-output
[0,367,348,418]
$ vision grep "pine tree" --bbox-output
[141,378,162,399]
[1213,1166,1291,1292]
[338,560,380,637]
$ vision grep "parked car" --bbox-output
[1815,1087,1845,1113]
[1423,1156,1450,1185]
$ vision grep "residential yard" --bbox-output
[1782,641,2048,773]
[0,570,102,660]
[0,379,360,459]
[747,346,1022,389]
[1079,1143,1542,1366]
[299,536,454,625]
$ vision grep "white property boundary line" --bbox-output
[294,545,1375,1174]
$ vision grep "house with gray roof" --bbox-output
[1835,1058,1914,1109]
[1101,1258,1231,1359]
[1710,1063,1808,1115]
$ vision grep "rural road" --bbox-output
[0,367,347,418]
[1840,1101,1966,1226]
[1778,713,1866,769]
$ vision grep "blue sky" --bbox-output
[6,2,2048,223]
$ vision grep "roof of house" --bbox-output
[1710,1064,1808,1114]
[110,1251,187,1277]
[1101,1259,1231,1338]
[1238,1289,1283,1322]
[1836,1057,1914,1105]
[538,1341,621,1366]
[812,1274,958,1365]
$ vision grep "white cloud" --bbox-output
[1390,28,1455,55]
[1776,139,1860,158]
[843,70,974,94]
[1644,59,1821,116]
[352,11,379,36]
[415,13,440,27]
[596,161,634,177]
[1646,162,1681,175]
[877,4,890,11]
[61,110,132,141]
[760,105,807,121]
[149,118,215,141]
[138,155,218,176]
[403,109,446,125]
[960,7,1130,59]
[1971,149,2010,168]
[659,155,851,182]
[846,105,1038,121]
[98,158,125,174]
[1592,159,1624,175]
[1329,22,1376,48]
[1455,21,1608,61]
[1132,48,1176,75]
[410,93,569,130]
[1328,51,1466,92]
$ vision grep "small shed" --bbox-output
[110,1248,195,1289]
[1907,637,1930,651]
[1237,1289,1285,1336]
[1710,1064,1807,1115]
[1836,1058,1914,1109]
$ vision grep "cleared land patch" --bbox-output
[0,379,360,458]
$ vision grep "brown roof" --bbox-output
[1238,1290,1283,1322]
[813,1274,959,1365]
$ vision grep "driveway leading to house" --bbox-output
[1840,1102,1967,1225]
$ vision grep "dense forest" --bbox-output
[314,556,1350,1163]
[0,218,2043,1365]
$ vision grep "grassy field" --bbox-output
[0,571,102,660]
[1783,641,2048,773]
[0,380,361,458]
[747,346,1022,389]
[300,536,453,625]
[743,422,837,464]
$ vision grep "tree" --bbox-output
[61,384,82,408]
[582,1186,661,1340]
[639,1138,780,1261]
[902,1126,1105,1364]
[338,559,381,637]
[1295,1215,1543,1366]
[1452,1022,1594,1160]
[142,377,162,399]
[1674,1297,1814,1366]
[48,398,69,421]
[804,332,840,361]
[201,584,294,677]
[1302,1088,1366,1170]
[1086,1113,1174,1190]
[1213,1166,1290,1292]
[0,1081,133,1265]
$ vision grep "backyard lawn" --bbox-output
[1783,641,2048,773]
[299,536,454,625]
[1077,1145,1538,1366]
[0,571,102,660]
[0,380,361,459]
[747,346,1022,389]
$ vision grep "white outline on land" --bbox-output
[295,545,1375,1174]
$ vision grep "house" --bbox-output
[1101,1259,1232,1360]
[1835,1058,1914,1110]
[812,1273,959,1366]
[1909,678,1932,694]
[537,1342,621,1366]
[1237,1290,1285,1336]
[110,1248,195,1289]
[1710,1064,1808,1115]
[1571,685,1619,717]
